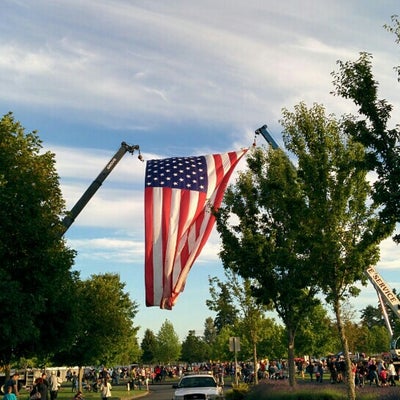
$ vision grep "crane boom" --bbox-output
[365,265,400,359]
[365,266,400,318]
[255,124,280,149]
[60,142,141,236]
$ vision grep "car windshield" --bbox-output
[179,377,217,388]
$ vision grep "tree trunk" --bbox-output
[4,364,11,382]
[78,366,84,392]
[333,299,356,400]
[288,328,296,387]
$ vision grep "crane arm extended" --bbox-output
[60,142,142,236]
[255,125,296,170]
[365,266,400,318]
[255,124,280,149]
[365,266,400,358]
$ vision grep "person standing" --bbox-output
[368,360,380,386]
[41,373,49,400]
[388,361,397,386]
[316,361,324,383]
[5,373,19,399]
[305,362,314,381]
[49,372,62,400]
[71,372,78,392]
[32,377,48,400]
[99,378,112,400]
[99,368,109,381]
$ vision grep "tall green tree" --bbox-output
[203,317,217,346]
[360,305,385,329]
[155,320,181,364]
[365,325,391,354]
[256,319,286,361]
[141,329,157,364]
[210,325,234,362]
[208,271,269,383]
[54,273,139,388]
[215,144,320,386]
[77,273,139,366]
[295,304,339,358]
[280,102,381,400]
[0,113,77,371]
[332,52,400,243]
[206,278,238,333]
[331,47,400,357]
[360,299,400,347]
[181,330,209,364]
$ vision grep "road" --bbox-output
[140,383,174,400]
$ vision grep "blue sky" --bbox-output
[1,0,400,341]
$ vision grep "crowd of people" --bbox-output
[352,358,397,387]
[295,356,400,387]
[2,372,62,400]
[67,368,113,400]
[3,355,400,400]
[2,369,114,400]
[77,364,221,391]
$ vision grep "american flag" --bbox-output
[144,149,247,309]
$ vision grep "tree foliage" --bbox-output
[206,278,238,333]
[155,319,181,364]
[294,304,339,358]
[359,299,400,353]
[203,317,217,346]
[332,52,400,243]
[215,142,320,386]
[256,319,286,361]
[365,325,391,354]
[207,271,270,383]
[0,112,77,366]
[360,305,385,329]
[280,102,380,301]
[280,102,381,400]
[141,329,157,364]
[210,325,234,362]
[181,330,210,364]
[54,273,139,367]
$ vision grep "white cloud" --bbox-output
[68,237,144,263]
[54,144,145,185]
[378,236,400,270]
[3,0,399,133]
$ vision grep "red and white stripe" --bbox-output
[144,149,247,309]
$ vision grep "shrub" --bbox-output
[224,382,249,400]
[244,380,400,400]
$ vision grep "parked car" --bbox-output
[172,373,223,400]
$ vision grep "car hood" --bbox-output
[175,387,222,396]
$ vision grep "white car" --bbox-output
[172,373,224,400]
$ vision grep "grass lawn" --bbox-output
[20,382,148,400]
